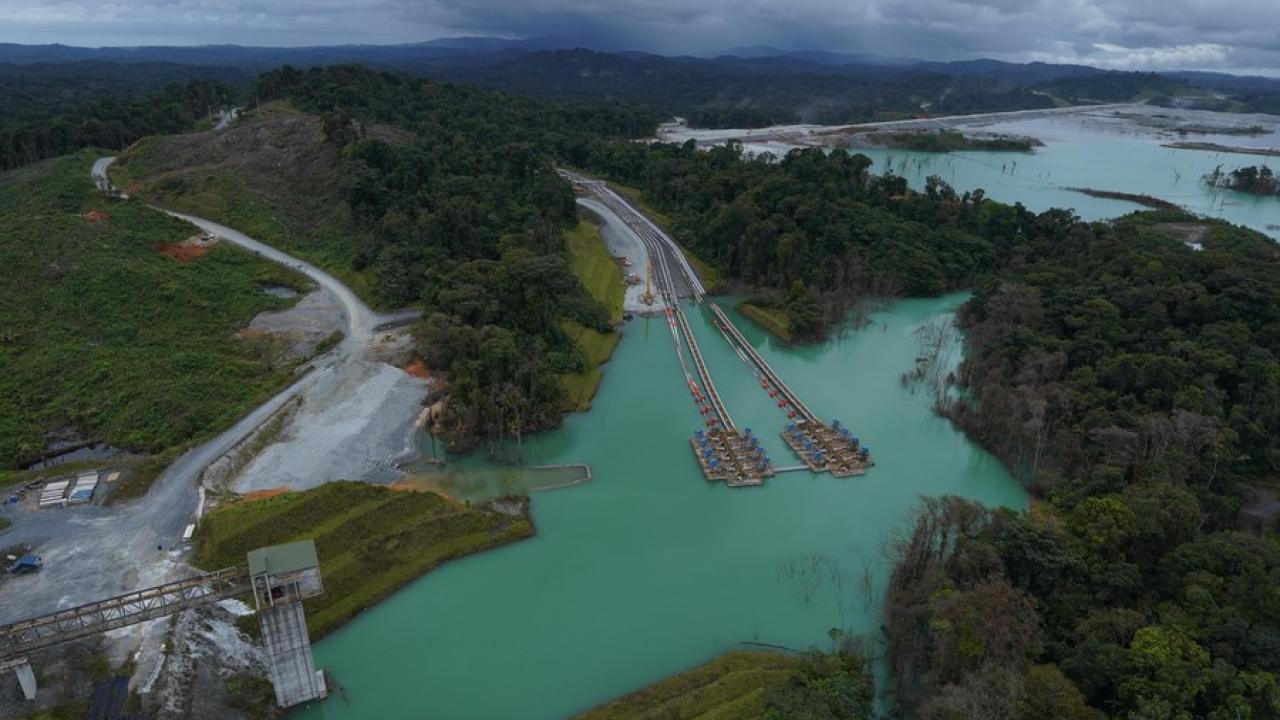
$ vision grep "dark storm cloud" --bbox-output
[3,0,1277,73]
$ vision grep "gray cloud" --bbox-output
[2,0,1277,74]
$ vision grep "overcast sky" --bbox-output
[3,0,1278,75]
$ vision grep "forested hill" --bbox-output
[885,214,1280,718]
[118,65,657,451]
[409,49,1198,127]
[0,68,237,170]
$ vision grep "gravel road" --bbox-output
[0,159,424,624]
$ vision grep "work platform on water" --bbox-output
[560,170,872,485]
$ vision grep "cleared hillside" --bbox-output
[112,105,408,304]
[193,481,533,638]
[0,151,306,471]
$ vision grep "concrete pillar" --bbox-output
[260,602,326,707]
[14,660,36,701]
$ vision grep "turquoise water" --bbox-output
[295,112,1280,718]
[297,296,1025,719]
[849,113,1279,239]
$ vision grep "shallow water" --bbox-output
[396,460,591,501]
[748,108,1280,240]
[297,296,1025,719]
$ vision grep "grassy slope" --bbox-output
[607,181,724,292]
[110,109,388,306]
[561,220,624,412]
[193,481,533,639]
[0,151,306,475]
[736,302,793,343]
[573,651,798,720]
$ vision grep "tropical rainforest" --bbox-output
[0,66,238,171]
[4,55,1278,718]
[883,213,1280,719]
[249,65,658,448]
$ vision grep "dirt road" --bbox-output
[0,159,424,624]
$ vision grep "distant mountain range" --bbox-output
[1,37,1276,90]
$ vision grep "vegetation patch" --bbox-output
[0,152,303,474]
[558,320,621,412]
[575,651,796,720]
[737,302,793,343]
[1203,164,1280,197]
[1067,187,1184,212]
[869,130,1037,152]
[1163,141,1280,158]
[192,481,533,638]
[113,113,382,303]
[224,672,282,720]
[575,648,874,720]
[566,220,625,323]
[560,220,625,411]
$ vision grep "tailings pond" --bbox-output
[297,295,1025,719]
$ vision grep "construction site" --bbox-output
[561,171,874,487]
[0,540,328,712]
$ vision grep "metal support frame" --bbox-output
[0,566,250,662]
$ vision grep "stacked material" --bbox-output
[67,472,99,505]
[38,480,70,508]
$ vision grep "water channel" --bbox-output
[298,108,1278,718]
[298,296,1024,719]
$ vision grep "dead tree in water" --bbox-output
[901,316,959,409]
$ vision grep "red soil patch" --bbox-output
[84,210,110,223]
[243,487,290,502]
[156,242,212,262]
[403,359,431,379]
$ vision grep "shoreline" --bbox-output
[1162,141,1280,158]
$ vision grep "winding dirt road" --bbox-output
[0,159,423,624]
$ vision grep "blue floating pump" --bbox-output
[744,427,752,434]
[833,419,841,428]
[787,423,796,431]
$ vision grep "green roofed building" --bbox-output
[247,539,327,708]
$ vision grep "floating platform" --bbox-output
[690,429,774,487]
[781,420,873,478]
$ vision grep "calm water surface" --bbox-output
[297,112,1278,718]
[893,114,1280,239]
[748,110,1280,239]
[297,297,1025,719]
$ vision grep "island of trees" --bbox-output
[1204,164,1280,196]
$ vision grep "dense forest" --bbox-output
[409,50,1279,129]
[884,213,1280,718]
[0,71,237,170]
[579,139,1004,338]
[1204,164,1280,196]
[414,49,1064,127]
[251,65,658,448]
